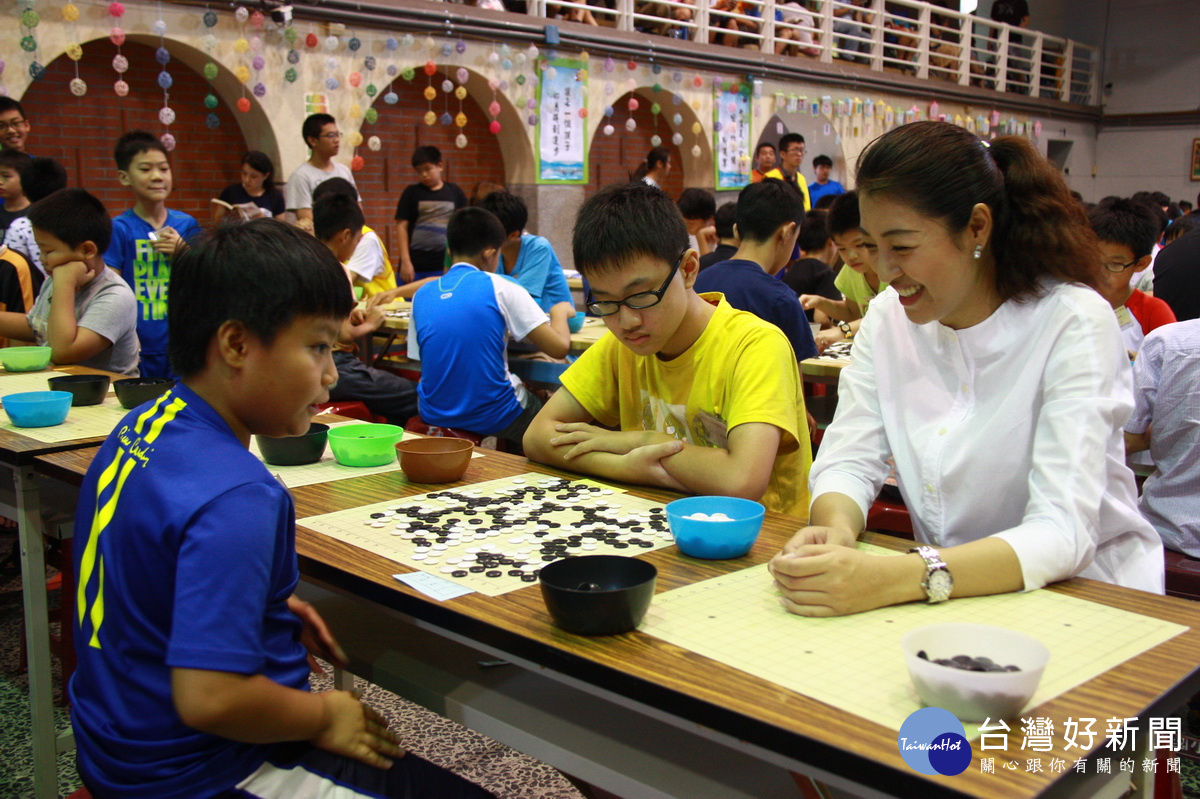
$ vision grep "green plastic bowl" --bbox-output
[0,346,53,372]
[327,423,405,467]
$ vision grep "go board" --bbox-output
[299,472,674,596]
[641,547,1185,735]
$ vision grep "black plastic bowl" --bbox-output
[46,374,110,407]
[255,423,330,466]
[112,377,175,410]
[539,555,657,636]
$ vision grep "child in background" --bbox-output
[394,146,467,283]
[70,218,493,799]
[807,154,845,207]
[312,192,418,425]
[284,113,358,231]
[1087,196,1177,356]
[5,156,68,278]
[411,207,569,447]
[783,210,842,324]
[0,189,138,374]
[477,190,574,314]
[0,149,31,237]
[697,202,739,271]
[0,244,38,346]
[523,182,810,516]
[103,131,201,379]
[312,177,397,298]
[677,188,717,257]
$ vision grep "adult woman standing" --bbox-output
[630,146,671,188]
[771,121,1162,616]
[211,151,286,226]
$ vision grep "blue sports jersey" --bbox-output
[103,209,202,377]
[497,234,573,312]
[70,382,309,799]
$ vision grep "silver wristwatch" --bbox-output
[910,545,953,603]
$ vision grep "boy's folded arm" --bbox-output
[49,326,112,365]
[658,421,782,500]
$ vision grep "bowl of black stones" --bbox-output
[255,423,330,466]
[901,623,1049,722]
[47,374,110,406]
[539,555,657,636]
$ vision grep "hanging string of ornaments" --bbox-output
[62,1,86,96]
[109,2,128,96]
[18,0,45,82]
[233,5,254,114]
[153,4,176,151]
[202,9,221,129]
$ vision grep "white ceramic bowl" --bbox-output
[901,623,1049,722]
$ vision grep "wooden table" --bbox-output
[801,355,850,385]
[34,445,1200,798]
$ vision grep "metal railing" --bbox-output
[519,0,1098,104]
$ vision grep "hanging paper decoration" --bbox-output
[201,7,221,128]
[154,3,174,148]
[108,0,126,96]
[62,3,85,96]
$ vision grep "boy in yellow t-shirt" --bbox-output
[523,182,811,517]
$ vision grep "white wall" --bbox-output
[1097,0,1200,115]
[1092,127,1198,205]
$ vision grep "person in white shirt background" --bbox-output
[770,121,1163,617]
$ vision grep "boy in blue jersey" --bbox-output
[70,219,494,799]
[476,190,575,314]
[103,130,202,379]
[410,207,571,446]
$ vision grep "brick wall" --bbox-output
[585,90,686,199]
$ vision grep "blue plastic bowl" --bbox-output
[2,390,72,428]
[568,312,587,333]
[665,496,766,559]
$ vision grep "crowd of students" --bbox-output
[3,90,1197,797]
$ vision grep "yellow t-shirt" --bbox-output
[350,225,398,297]
[560,293,811,517]
[762,168,812,212]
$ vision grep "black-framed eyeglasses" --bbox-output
[1102,258,1138,273]
[585,249,686,317]
[0,119,28,132]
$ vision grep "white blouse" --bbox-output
[810,281,1163,594]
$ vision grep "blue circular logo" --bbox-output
[897,707,972,776]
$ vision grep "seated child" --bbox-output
[312,177,397,298]
[0,148,31,238]
[0,188,138,375]
[4,156,69,278]
[477,190,575,314]
[1088,196,1177,356]
[70,218,494,799]
[697,202,739,271]
[411,207,570,446]
[0,244,37,346]
[523,182,811,516]
[677,187,717,256]
[694,179,818,361]
[312,192,418,425]
[783,210,841,324]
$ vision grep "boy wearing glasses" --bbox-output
[284,113,358,231]
[0,98,31,154]
[523,182,811,516]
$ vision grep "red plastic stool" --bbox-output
[866,492,915,540]
[404,415,506,452]
[66,788,92,799]
[313,401,382,423]
[1164,550,1200,602]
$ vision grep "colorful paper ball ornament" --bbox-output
[386,36,398,50]
[158,106,176,125]
[366,84,377,97]
[515,52,527,66]
[488,100,502,117]
[347,131,362,146]
[454,86,467,101]
[202,34,217,51]
[203,10,217,27]
[527,44,539,59]
[306,33,319,48]
[348,37,361,51]
[399,66,412,80]
[456,67,469,84]
[160,133,175,151]
[527,114,538,126]
[672,132,683,145]
[487,78,498,91]
[455,39,467,54]
[156,47,171,65]
[602,124,614,136]
[651,102,661,115]
[672,112,682,126]
[691,121,701,135]
[63,4,79,21]
[284,26,298,44]
[364,56,377,71]
[691,144,701,157]
[251,56,265,71]
[692,75,703,87]
[364,107,378,124]
[108,2,124,16]
[384,91,398,104]
[152,19,167,35]
[423,61,436,77]
[158,71,173,90]
[367,136,381,151]
[439,112,452,126]
[625,118,637,131]
[323,36,339,51]
[113,79,129,96]
[324,77,339,90]
[234,5,249,22]
[349,72,363,87]
[579,50,590,61]
[691,98,702,111]
[455,112,467,127]
[441,43,453,57]
[69,78,87,96]
[285,67,297,82]
[671,71,682,83]
[441,79,453,93]
[250,36,262,52]
[325,57,338,71]
[651,63,663,75]
[627,60,637,71]
[205,113,220,129]
[204,62,218,80]
[604,82,614,95]
[402,33,415,48]
[515,74,526,86]
[499,80,509,92]
[502,59,513,70]
[253,82,266,97]
[349,103,362,119]
[650,134,662,147]
[712,121,722,133]
[489,120,501,134]
[423,86,437,101]
[109,28,125,46]
[526,97,537,110]
[424,110,437,126]
[112,54,128,73]
[287,49,300,65]
[350,155,364,171]
[237,97,251,112]
[627,98,639,111]
[603,105,614,117]
[236,65,251,83]
[204,93,219,109]
[29,62,45,80]
[672,93,683,106]
[455,133,468,149]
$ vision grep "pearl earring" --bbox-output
[973,245,983,260]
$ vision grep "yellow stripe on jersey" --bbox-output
[88,557,105,649]
[144,397,187,444]
[133,391,173,435]
[76,449,126,625]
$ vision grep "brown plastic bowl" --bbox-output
[395,437,474,483]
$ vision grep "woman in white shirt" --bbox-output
[770,121,1163,616]
[631,146,671,188]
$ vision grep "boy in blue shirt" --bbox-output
[807,154,845,206]
[476,190,575,314]
[103,130,202,379]
[411,207,570,446]
[71,219,493,799]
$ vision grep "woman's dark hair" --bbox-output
[241,150,277,194]
[855,121,1097,302]
[631,146,671,182]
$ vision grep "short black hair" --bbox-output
[677,188,715,221]
[412,145,442,168]
[302,113,335,147]
[779,132,806,151]
[169,219,353,377]
[311,176,358,204]
[0,149,28,174]
[114,130,167,171]
[447,207,505,258]
[736,179,805,243]
[812,154,833,169]
[814,193,838,211]
[797,210,831,252]
[19,157,68,203]
[477,191,528,236]
[26,188,112,252]
[573,182,688,276]
[827,190,862,237]
[0,98,26,118]
[1180,200,1193,213]
[313,192,364,242]
[713,202,738,239]
[1087,197,1162,260]
[754,141,776,158]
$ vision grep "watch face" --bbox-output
[927,568,953,601]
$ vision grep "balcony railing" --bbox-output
[519,0,1098,105]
